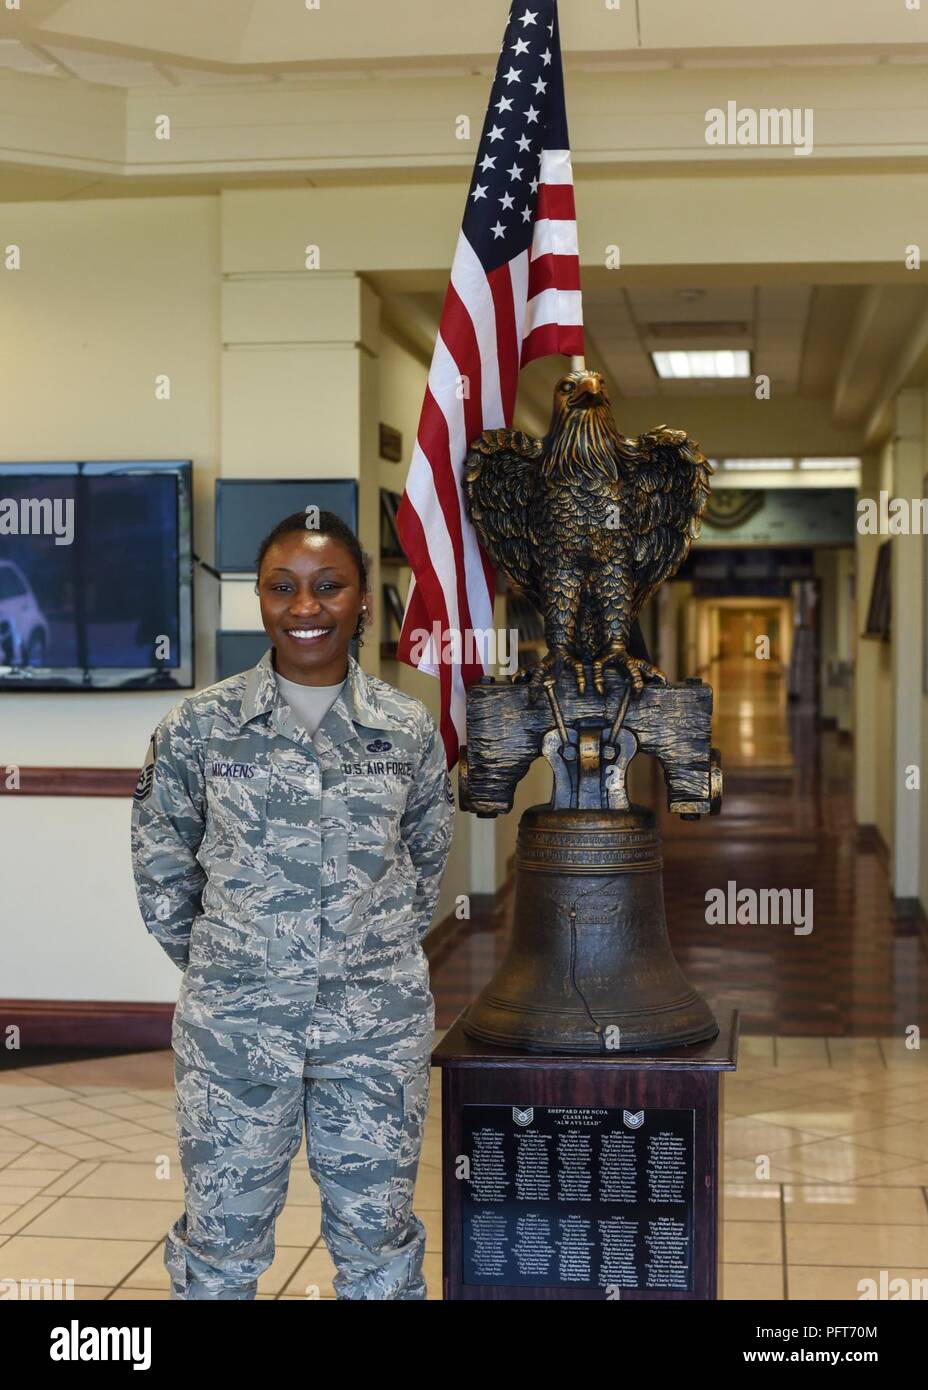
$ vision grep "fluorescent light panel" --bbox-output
[798,457,861,470]
[651,349,751,379]
[723,459,794,471]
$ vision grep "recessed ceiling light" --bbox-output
[651,350,751,379]
[675,288,706,302]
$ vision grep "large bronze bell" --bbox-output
[458,672,722,1055]
[462,804,718,1054]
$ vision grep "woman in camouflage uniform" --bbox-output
[131,510,455,1299]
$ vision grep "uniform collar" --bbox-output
[239,647,395,748]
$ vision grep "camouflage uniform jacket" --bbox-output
[130,649,455,1085]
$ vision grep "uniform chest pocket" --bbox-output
[202,760,271,854]
[342,771,409,855]
[264,751,331,872]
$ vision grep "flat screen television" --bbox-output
[216,479,358,573]
[0,460,194,691]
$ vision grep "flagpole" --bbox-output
[570,356,586,370]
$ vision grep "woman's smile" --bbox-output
[283,624,336,647]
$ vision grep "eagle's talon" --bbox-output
[592,645,667,696]
[522,644,580,700]
[524,649,572,704]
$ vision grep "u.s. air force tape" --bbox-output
[134,734,157,803]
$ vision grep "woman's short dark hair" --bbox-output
[254,509,372,645]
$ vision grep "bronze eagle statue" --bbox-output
[463,367,713,699]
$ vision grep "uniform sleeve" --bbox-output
[399,712,455,942]
[130,700,207,970]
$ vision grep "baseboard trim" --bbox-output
[857,823,890,866]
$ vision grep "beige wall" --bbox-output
[855,411,928,917]
[913,391,928,917]
[0,195,479,1002]
[855,441,902,873]
[0,196,220,1003]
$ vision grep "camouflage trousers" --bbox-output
[165,1048,431,1300]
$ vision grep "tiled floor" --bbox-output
[0,1033,925,1299]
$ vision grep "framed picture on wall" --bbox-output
[380,489,405,560]
[863,539,891,642]
[382,582,405,634]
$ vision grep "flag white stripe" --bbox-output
[430,331,497,638]
[404,440,458,658]
[523,287,584,337]
[530,218,580,259]
[539,148,576,184]
[508,247,530,360]
[402,452,470,737]
[450,231,506,429]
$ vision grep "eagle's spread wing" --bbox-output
[463,429,543,598]
[625,427,713,613]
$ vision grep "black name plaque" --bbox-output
[461,1103,695,1291]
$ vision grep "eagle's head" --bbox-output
[544,367,623,482]
[551,369,611,423]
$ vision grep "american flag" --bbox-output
[395,0,584,767]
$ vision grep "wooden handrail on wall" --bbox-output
[0,769,138,796]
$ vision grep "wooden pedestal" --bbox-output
[432,1009,738,1301]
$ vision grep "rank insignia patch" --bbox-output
[134,735,157,803]
[444,771,455,806]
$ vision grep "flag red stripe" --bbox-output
[486,261,520,424]
[412,388,489,686]
[394,500,459,765]
[536,183,576,221]
[527,251,582,299]
[415,389,479,670]
[521,319,585,367]
[437,281,485,458]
